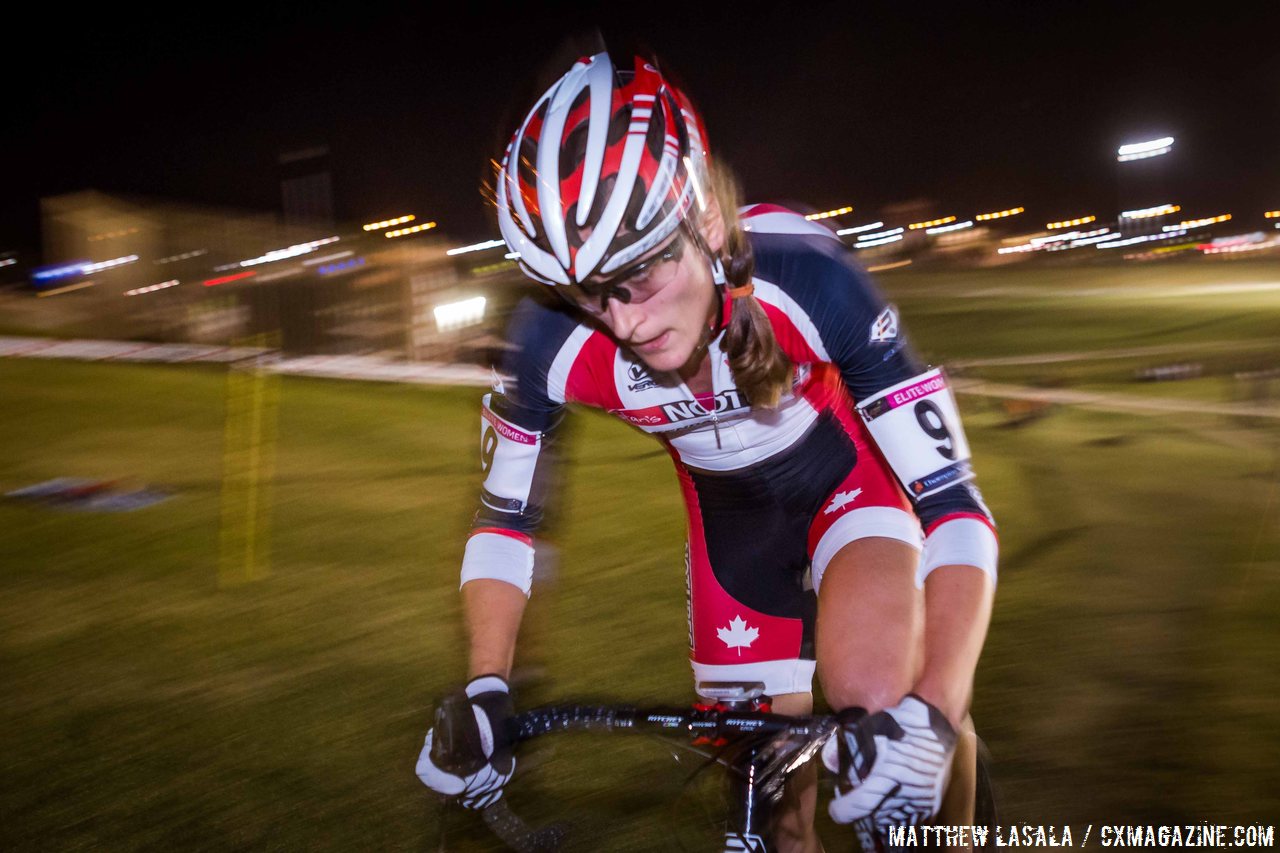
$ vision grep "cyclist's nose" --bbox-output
[603,295,642,340]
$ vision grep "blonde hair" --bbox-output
[708,165,793,409]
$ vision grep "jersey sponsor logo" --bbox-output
[823,488,862,515]
[909,461,973,495]
[481,406,537,445]
[663,388,749,421]
[625,361,658,392]
[870,305,899,343]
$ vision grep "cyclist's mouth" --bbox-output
[632,331,670,354]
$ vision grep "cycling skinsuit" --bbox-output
[461,205,996,696]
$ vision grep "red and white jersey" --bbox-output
[462,206,994,592]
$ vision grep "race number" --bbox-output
[478,393,543,511]
[856,368,974,499]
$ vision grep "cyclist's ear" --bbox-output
[697,194,726,255]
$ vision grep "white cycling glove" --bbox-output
[416,675,515,810]
[824,694,957,830]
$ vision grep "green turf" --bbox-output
[1,258,1278,849]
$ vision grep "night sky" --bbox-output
[5,2,1278,259]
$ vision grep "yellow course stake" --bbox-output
[219,333,280,585]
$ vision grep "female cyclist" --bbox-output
[416,51,998,852]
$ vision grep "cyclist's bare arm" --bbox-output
[464,578,528,679]
[915,565,994,726]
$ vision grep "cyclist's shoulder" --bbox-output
[503,290,603,362]
[741,203,884,317]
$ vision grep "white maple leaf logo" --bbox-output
[823,488,862,515]
[717,616,759,656]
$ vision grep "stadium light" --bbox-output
[1117,136,1174,162]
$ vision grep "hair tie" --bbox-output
[726,282,754,300]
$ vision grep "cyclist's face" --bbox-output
[571,231,717,373]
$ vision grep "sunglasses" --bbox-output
[561,233,687,316]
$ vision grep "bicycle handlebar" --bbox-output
[478,702,838,852]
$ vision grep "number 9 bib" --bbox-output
[855,368,974,499]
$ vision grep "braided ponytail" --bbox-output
[710,167,793,409]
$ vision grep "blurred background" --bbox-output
[1,2,1277,850]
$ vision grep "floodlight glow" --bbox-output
[1121,204,1180,219]
[836,222,884,236]
[1117,136,1174,161]
[447,239,507,256]
[434,296,487,331]
[926,220,974,235]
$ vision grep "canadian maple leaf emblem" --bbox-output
[717,616,759,656]
[823,488,862,515]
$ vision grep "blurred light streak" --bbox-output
[1201,238,1279,254]
[866,260,913,272]
[976,207,1024,221]
[1264,210,1279,219]
[1121,204,1180,219]
[836,222,884,236]
[908,216,956,230]
[302,251,355,266]
[363,215,416,231]
[125,280,180,296]
[1117,136,1174,161]
[33,261,90,282]
[318,257,366,275]
[204,271,257,287]
[1097,229,1187,249]
[156,249,208,264]
[434,296,486,331]
[854,234,903,248]
[239,236,340,267]
[447,239,506,256]
[1047,215,1096,229]
[386,222,437,238]
[36,281,96,297]
[0,258,17,268]
[857,227,904,242]
[804,206,854,221]
[255,267,304,283]
[83,255,139,274]
[504,252,521,260]
[88,227,140,242]
[1167,215,1231,232]
[926,220,974,235]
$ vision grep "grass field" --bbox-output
[2,257,1278,850]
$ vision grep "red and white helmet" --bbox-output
[495,52,712,286]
